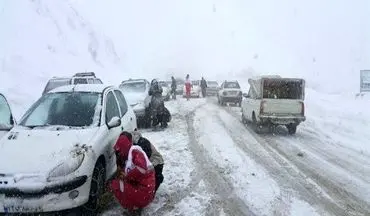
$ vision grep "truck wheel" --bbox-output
[252,113,262,134]
[286,124,297,135]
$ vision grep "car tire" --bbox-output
[286,124,297,135]
[82,161,106,215]
[241,113,248,124]
[252,113,262,134]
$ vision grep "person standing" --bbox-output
[171,76,177,100]
[185,74,191,101]
[200,77,207,97]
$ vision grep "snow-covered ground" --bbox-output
[97,95,370,216]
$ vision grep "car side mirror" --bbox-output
[243,93,249,98]
[107,116,121,129]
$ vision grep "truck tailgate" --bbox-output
[262,99,303,115]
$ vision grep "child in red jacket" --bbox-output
[110,132,156,215]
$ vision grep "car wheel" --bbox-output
[252,113,262,134]
[286,124,297,135]
[241,113,247,124]
[82,161,106,215]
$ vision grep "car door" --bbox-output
[0,94,16,139]
[113,90,136,131]
[104,90,123,160]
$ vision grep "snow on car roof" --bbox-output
[50,84,113,93]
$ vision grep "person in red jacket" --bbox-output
[110,131,156,215]
[185,74,191,100]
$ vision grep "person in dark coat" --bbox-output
[148,79,167,128]
[171,76,177,99]
[200,77,207,97]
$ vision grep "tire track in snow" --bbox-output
[215,100,368,216]
[185,109,257,216]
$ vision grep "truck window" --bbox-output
[263,80,303,99]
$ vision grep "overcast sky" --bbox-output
[72,0,370,92]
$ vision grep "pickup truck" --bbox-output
[241,75,306,134]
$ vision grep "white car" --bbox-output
[119,79,152,127]
[42,72,103,95]
[241,76,306,134]
[183,80,202,97]
[0,84,137,214]
[0,93,16,139]
[217,80,243,106]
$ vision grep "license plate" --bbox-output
[4,205,43,213]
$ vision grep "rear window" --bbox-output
[208,81,218,86]
[263,79,304,99]
[73,78,88,84]
[224,82,240,88]
[43,79,71,94]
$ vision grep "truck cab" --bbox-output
[241,75,306,134]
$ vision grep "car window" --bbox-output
[87,78,94,84]
[20,92,100,127]
[105,91,121,123]
[114,90,128,116]
[43,79,70,94]
[224,82,240,88]
[94,79,103,84]
[0,95,13,130]
[73,78,88,84]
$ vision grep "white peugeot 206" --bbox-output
[0,84,137,214]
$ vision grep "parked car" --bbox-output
[241,75,306,134]
[119,79,151,128]
[158,81,171,101]
[0,84,136,214]
[42,72,103,95]
[183,80,202,98]
[0,93,16,139]
[175,78,184,95]
[206,81,219,96]
[217,80,242,106]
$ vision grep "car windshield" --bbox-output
[224,82,240,88]
[208,81,218,86]
[192,81,199,85]
[120,82,146,93]
[43,79,70,94]
[19,92,101,128]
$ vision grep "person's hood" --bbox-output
[114,134,132,159]
[124,91,147,106]
[0,126,99,174]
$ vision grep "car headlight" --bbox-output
[48,154,84,179]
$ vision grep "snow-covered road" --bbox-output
[101,96,370,216]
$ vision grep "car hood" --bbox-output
[0,126,99,174]
[124,92,146,106]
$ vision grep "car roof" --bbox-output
[121,79,147,83]
[49,84,114,93]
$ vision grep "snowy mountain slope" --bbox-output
[0,0,122,118]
